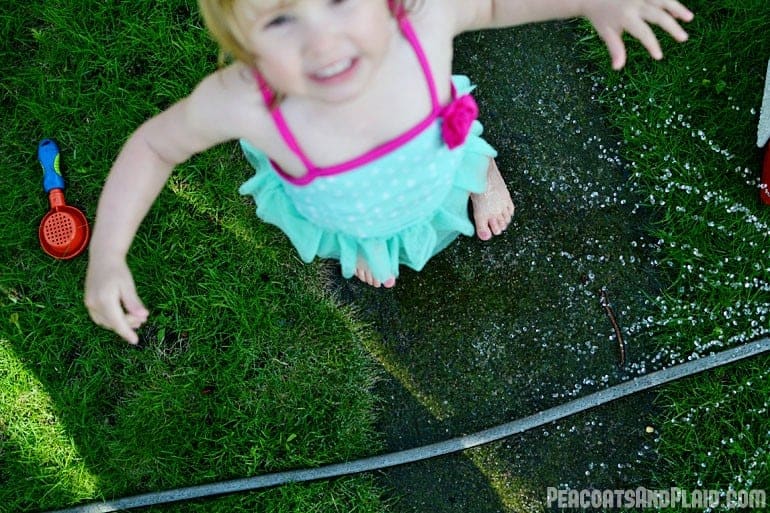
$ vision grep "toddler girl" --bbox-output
[85,0,693,344]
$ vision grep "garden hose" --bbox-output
[46,337,770,513]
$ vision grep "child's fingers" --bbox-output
[625,17,663,60]
[92,307,140,345]
[126,313,145,330]
[122,289,149,321]
[594,26,627,69]
[84,259,146,344]
[657,0,694,22]
[113,320,140,345]
[644,5,689,42]
[120,290,147,341]
[86,294,145,345]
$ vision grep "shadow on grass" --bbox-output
[1,197,386,512]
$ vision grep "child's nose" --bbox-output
[304,21,341,59]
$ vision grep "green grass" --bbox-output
[3,0,770,511]
[0,2,385,511]
[579,0,770,504]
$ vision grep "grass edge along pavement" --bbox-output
[578,0,770,504]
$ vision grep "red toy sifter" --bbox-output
[37,138,91,259]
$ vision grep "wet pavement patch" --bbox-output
[330,20,669,513]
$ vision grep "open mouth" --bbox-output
[309,57,358,82]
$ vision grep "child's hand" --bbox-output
[582,0,694,70]
[84,256,148,345]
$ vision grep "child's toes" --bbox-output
[355,266,383,288]
[500,212,511,229]
[477,226,492,240]
[366,272,380,288]
[473,214,492,240]
[490,217,503,236]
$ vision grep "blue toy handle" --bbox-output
[38,138,65,193]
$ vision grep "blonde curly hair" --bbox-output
[198,0,416,66]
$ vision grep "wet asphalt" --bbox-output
[330,20,665,513]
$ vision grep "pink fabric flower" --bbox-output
[441,94,478,149]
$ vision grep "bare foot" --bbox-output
[354,258,396,288]
[470,159,515,240]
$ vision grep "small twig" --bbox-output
[599,289,626,367]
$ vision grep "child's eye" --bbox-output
[264,14,292,29]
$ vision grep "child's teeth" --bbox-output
[317,59,352,78]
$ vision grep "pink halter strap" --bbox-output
[253,7,450,185]
[255,74,317,173]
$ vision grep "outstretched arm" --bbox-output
[85,109,187,344]
[85,65,251,344]
[454,0,694,69]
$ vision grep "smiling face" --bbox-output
[232,0,396,104]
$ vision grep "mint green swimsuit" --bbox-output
[239,11,496,282]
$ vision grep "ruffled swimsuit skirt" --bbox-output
[238,75,496,283]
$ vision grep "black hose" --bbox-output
[46,337,770,513]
